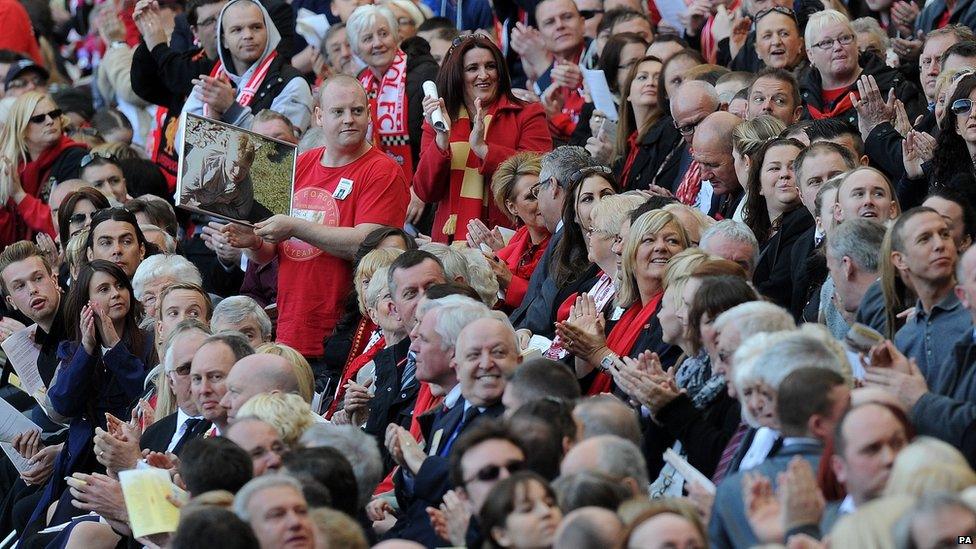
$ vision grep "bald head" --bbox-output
[670,80,721,143]
[317,74,367,107]
[554,507,624,549]
[560,435,649,496]
[693,111,742,154]
[220,354,300,422]
[372,541,426,549]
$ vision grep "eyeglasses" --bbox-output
[80,151,116,169]
[397,17,415,27]
[579,8,604,19]
[754,6,795,22]
[811,33,855,51]
[952,98,975,116]
[28,108,62,125]
[464,459,526,484]
[674,116,705,136]
[531,177,555,198]
[569,165,613,186]
[68,211,94,225]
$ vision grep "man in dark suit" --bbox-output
[363,251,447,462]
[383,316,521,545]
[709,367,850,549]
[509,146,596,338]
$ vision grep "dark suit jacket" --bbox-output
[709,439,824,549]
[788,226,826,320]
[510,228,563,338]
[139,412,212,455]
[866,113,938,209]
[615,116,686,193]
[754,207,815,309]
[365,338,417,469]
[643,391,741,480]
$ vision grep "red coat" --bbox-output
[497,225,549,309]
[413,96,552,243]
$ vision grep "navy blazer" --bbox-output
[709,439,824,549]
[510,228,563,338]
[365,338,417,470]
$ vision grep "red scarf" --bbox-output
[620,132,641,186]
[359,50,413,183]
[587,291,663,395]
[325,325,383,419]
[808,89,857,120]
[373,382,442,495]
[675,159,702,206]
[18,135,86,197]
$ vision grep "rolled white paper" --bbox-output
[422,80,450,132]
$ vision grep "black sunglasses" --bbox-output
[579,8,604,19]
[448,32,493,56]
[80,151,116,169]
[464,459,526,484]
[68,211,95,225]
[755,6,796,21]
[29,108,62,125]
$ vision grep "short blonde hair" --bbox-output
[884,437,975,497]
[237,393,314,447]
[490,152,542,223]
[256,343,315,404]
[617,210,689,308]
[354,248,403,314]
[309,508,368,549]
[590,194,645,235]
[661,248,711,311]
[66,229,90,280]
[804,9,854,48]
[731,115,786,157]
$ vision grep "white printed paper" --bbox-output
[582,69,618,122]
[1,324,44,397]
[0,441,31,473]
[663,448,716,495]
[0,396,40,442]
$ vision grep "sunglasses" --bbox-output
[464,459,526,484]
[29,108,62,125]
[579,8,604,19]
[80,151,116,169]
[68,211,94,225]
[754,6,795,21]
[448,32,493,56]
[952,98,975,116]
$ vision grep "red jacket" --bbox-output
[497,225,549,309]
[413,96,552,243]
[0,0,41,65]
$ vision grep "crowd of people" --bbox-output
[1,0,976,545]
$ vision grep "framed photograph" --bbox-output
[176,113,296,225]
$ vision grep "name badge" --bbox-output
[428,429,444,456]
[333,178,354,200]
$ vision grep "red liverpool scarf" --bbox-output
[587,291,663,395]
[204,50,278,118]
[359,50,413,183]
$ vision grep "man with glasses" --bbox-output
[79,153,128,205]
[669,80,720,206]
[3,60,47,98]
[800,10,925,128]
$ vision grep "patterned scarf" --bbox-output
[359,49,413,182]
[675,158,702,206]
[674,350,727,409]
[205,50,279,117]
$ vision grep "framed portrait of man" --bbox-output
[176,113,296,225]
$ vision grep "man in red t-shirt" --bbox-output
[224,75,409,378]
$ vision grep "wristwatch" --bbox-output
[599,352,620,372]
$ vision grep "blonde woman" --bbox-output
[237,392,316,447]
[257,342,316,404]
[0,91,88,248]
[730,115,787,222]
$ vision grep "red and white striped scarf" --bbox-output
[359,50,413,182]
[204,50,279,117]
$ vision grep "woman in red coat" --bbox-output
[414,34,552,244]
[467,151,550,311]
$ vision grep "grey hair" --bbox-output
[804,9,853,48]
[211,296,273,342]
[826,218,886,273]
[163,318,212,373]
[592,435,649,492]
[418,295,490,351]
[420,243,469,283]
[735,326,848,394]
[458,247,499,307]
[894,492,976,549]
[131,254,203,300]
[538,146,596,188]
[713,300,796,336]
[140,224,177,253]
[699,220,760,271]
[345,4,399,58]
[573,395,642,445]
[300,423,383,508]
[364,266,390,311]
[233,474,305,522]
[200,332,255,362]
[852,17,889,51]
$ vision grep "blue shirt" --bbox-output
[895,291,973,382]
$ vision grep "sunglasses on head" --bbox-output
[448,32,493,56]
[464,459,525,484]
[952,98,975,116]
[29,108,62,125]
[754,6,795,21]
[80,151,116,169]
[569,165,613,186]
[579,8,604,19]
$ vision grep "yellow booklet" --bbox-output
[118,468,180,538]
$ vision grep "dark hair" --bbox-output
[508,399,577,480]
[480,471,557,549]
[417,16,456,33]
[599,8,648,36]
[926,184,976,244]
[170,508,259,549]
[119,158,170,199]
[507,358,581,403]
[659,48,706,103]
[64,259,145,357]
[387,249,445,298]
[598,32,650,95]
[85,206,148,257]
[353,226,417,267]
[200,332,255,362]
[686,275,758,354]
[186,0,226,26]
[550,167,619,287]
[282,447,359,517]
[0,241,51,297]
[424,281,482,302]
[123,196,178,237]
[630,196,678,223]
[934,73,976,186]
[91,108,133,139]
[794,141,858,188]
[615,55,664,163]
[180,437,253,495]
[940,40,976,65]
[652,32,688,47]
[776,367,845,437]
[437,36,520,121]
[57,187,110,246]
[743,137,805,245]
[805,118,864,156]
[52,87,94,122]
[0,50,26,64]
[552,471,632,512]
[449,419,525,488]
[750,67,801,109]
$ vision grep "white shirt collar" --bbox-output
[444,384,463,409]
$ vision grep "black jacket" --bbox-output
[131,44,215,110]
[402,37,440,172]
[865,111,938,209]
[615,116,687,193]
[365,338,417,470]
[801,52,926,128]
[788,226,826,320]
[754,207,815,309]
